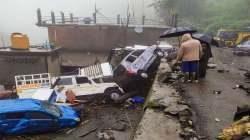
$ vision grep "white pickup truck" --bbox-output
[53,75,124,101]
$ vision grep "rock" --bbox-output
[215,118,221,122]
[158,97,174,108]
[97,130,115,140]
[164,104,190,115]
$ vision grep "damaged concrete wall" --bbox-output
[48,25,167,52]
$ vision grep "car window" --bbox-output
[131,50,144,56]
[5,112,26,120]
[126,56,137,63]
[28,112,52,120]
[58,77,73,85]
[76,77,90,84]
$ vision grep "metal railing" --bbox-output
[37,9,167,27]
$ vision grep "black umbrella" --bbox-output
[160,27,197,38]
[192,33,213,45]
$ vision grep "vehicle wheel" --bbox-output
[138,70,148,79]
[104,88,122,102]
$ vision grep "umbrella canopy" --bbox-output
[160,27,197,38]
[192,33,213,45]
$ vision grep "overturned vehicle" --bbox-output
[112,46,164,96]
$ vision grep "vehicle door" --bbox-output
[75,77,99,95]
[1,112,29,134]
[27,111,59,133]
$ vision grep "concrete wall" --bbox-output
[0,55,47,85]
[48,25,167,52]
[0,54,60,85]
[47,54,61,77]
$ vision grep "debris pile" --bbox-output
[145,61,199,140]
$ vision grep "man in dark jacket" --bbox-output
[199,43,213,78]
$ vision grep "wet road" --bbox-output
[182,47,250,140]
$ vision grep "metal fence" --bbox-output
[37,10,167,27]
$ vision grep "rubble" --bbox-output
[97,130,115,140]
[164,104,190,116]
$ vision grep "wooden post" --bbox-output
[70,13,74,23]
[51,11,55,24]
[37,8,42,25]
[117,14,120,25]
[60,12,65,24]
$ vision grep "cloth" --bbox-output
[178,39,202,61]
[181,61,198,73]
[56,91,67,103]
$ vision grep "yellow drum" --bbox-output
[11,33,30,50]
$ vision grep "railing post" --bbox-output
[60,12,65,24]
[117,14,120,25]
[142,15,145,25]
[51,11,55,24]
[70,13,74,23]
[93,13,96,24]
[37,8,42,25]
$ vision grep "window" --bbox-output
[29,112,51,119]
[131,50,144,57]
[5,112,26,120]
[76,77,90,84]
[126,56,137,63]
[58,78,73,85]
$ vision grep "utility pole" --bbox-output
[37,8,42,25]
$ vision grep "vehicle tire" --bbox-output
[104,88,123,102]
[137,70,148,79]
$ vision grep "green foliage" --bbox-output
[158,0,250,35]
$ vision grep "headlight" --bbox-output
[74,118,80,122]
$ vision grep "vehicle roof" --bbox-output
[0,99,44,114]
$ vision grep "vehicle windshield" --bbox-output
[58,77,73,85]
[41,101,61,117]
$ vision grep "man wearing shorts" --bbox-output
[175,33,202,83]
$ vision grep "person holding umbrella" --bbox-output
[192,34,213,78]
[175,33,202,83]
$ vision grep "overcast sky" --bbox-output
[0,0,156,46]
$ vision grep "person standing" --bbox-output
[175,33,202,83]
[199,43,213,78]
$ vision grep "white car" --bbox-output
[53,75,124,101]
